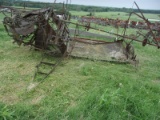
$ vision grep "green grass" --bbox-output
[70,11,160,20]
[0,10,160,120]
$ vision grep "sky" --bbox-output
[30,0,160,10]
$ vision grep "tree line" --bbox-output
[1,0,160,14]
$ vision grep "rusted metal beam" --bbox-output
[62,20,159,47]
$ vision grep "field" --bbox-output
[0,10,160,120]
[70,11,160,20]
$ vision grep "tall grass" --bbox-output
[0,11,160,120]
[66,63,160,119]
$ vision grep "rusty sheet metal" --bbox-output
[23,8,50,18]
[15,25,34,35]
[68,38,128,62]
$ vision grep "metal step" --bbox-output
[37,71,48,75]
[40,61,56,66]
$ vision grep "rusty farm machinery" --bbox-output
[0,2,160,80]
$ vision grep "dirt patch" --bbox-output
[0,93,19,105]
[152,80,160,84]
[69,100,76,108]
[0,82,26,104]
[27,82,39,92]
[31,95,45,104]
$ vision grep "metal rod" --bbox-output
[62,20,158,47]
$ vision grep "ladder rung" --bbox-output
[37,71,48,75]
[41,62,55,66]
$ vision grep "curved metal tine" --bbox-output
[66,0,68,9]
[134,2,145,19]
[62,2,64,10]
[134,2,160,47]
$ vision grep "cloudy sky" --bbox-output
[30,0,160,10]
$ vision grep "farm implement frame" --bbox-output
[0,2,159,80]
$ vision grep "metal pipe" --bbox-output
[61,20,158,47]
